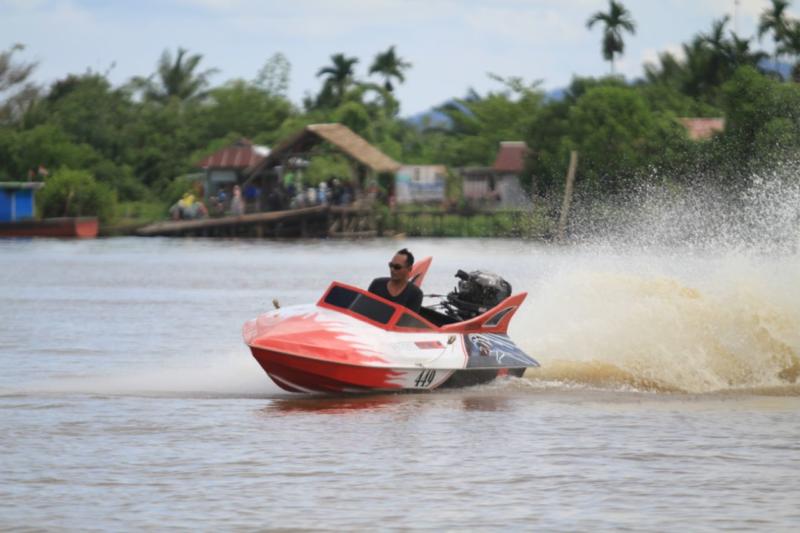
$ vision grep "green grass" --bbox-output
[381,207,553,238]
[104,200,168,233]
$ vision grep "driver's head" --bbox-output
[389,248,414,281]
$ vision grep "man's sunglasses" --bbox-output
[388,262,406,270]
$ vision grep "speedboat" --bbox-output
[242,257,539,393]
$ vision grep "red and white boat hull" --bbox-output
[250,347,454,393]
[242,258,539,394]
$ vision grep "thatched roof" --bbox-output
[250,123,401,175]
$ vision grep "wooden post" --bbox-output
[557,150,578,241]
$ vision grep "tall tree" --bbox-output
[316,53,359,106]
[130,47,218,104]
[586,0,636,74]
[368,46,411,92]
[645,19,766,102]
[254,52,291,97]
[779,20,800,81]
[758,0,792,73]
[0,43,39,125]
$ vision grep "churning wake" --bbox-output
[515,167,800,394]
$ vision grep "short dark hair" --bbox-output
[397,248,414,267]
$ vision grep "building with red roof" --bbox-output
[461,141,531,207]
[679,118,725,141]
[194,138,269,212]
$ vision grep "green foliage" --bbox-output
[304,154,353,186]
[719,66,800,170]
[409,76,544,169]
[198,80,294,143]
[129,47,218,104]
[114,200,168,226]
[382,207,551,238]
[567,85,683,192]
[37,73,134,160]
[37,167,117,222]
[0,124,100,178]
[332,101,371,137]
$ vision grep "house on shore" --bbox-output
[394,165,447,205]
[679,118,725,141]
[194,138,269,211]
[0,181,43,222]
[461,141,531,208]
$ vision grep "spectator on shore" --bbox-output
[244,184,261,212]
[230,185,244,216]
[169,193,208,220]
[318,182,329,205]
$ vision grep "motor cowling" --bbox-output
[444,269,512,320]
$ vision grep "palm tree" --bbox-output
[700,16,731,86]
[725,32,768,71]
[779,20,800,81]
[368,46,411,92]
[316,53,359,103]
[586,0,636,74]
[758,0,792,74]
[131,47,218,104]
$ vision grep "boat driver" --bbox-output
[368,248,423,313]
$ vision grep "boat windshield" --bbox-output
[323,285,395,325]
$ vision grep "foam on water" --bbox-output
[18,351,278,398]
[514,168,800,394]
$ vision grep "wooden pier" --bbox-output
[136,205,377,238]
[135,206,544,239]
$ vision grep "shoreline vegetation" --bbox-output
[4,1,800,240]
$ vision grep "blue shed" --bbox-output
[0,182,45,222]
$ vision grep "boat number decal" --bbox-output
[414,369,436,387]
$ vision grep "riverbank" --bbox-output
[106,203,556,239]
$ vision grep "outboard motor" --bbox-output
[443,270,512,321]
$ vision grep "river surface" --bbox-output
[2,237,799,531]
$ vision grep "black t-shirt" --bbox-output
[368,277,423,313]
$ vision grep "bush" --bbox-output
[38,167,117,223]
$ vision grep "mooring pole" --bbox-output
[557,150,578,241]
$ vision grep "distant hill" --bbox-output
[405,87,566,129]
[760,58,792,80]
[404,106,452,129]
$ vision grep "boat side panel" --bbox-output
[251,347,454,393]
[461,333,540,369]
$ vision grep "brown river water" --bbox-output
[1,237,799,531]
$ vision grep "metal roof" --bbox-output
[492,141,529,173]
[678,118,725,141]
[194,139,269,170]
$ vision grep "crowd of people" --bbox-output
[283,176,357,209]
[169,176,361,221]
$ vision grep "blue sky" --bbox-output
[0,0,791,116]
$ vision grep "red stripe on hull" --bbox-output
[250,347,406,393]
